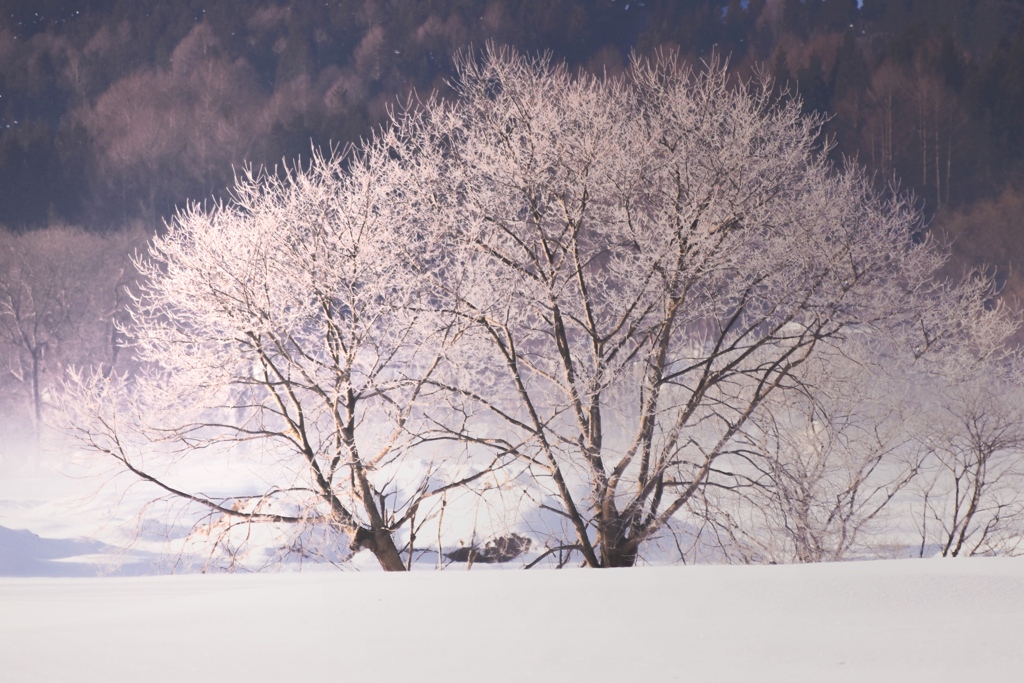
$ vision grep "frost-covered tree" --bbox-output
[680,274,1021,564]
[689,343,925,564]
[64,145,496,571]
[913,357,1024,558]
[0,225,133,451]
[408,47,1013,567]
[65,47,1017,571]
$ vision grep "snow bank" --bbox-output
[2,557,1021,682]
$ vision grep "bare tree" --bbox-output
[0,225,132,449]
[63,144,498,571]
[690,342,926,564]
[410,47,1010,568]
[62,47,1019,572]
[913,359,1024,557]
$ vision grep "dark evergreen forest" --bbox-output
[2,0,1024,294]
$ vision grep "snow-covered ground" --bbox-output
[1,558,1021,682]
[0,456,166,576]
[2,453,1023,682]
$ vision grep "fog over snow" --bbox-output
[1,456,1023,682]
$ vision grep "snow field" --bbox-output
[1,557,1022,682]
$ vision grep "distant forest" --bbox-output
[3,0,1024,295]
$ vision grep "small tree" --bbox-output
[64,145,496,571]
[913,359,1024,557]
[0,225,132,450]
[691,343,925,564]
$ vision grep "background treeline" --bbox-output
[2,0,1024,446]
[3,1,1024,231]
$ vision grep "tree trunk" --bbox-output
[934,96,942,208]
[353,526,407,571]
[920,97,928,187]
[602,544,639,568]
[31,346,43,442]
[597,517,640,568]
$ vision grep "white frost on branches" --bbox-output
[63,47,1022,570]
